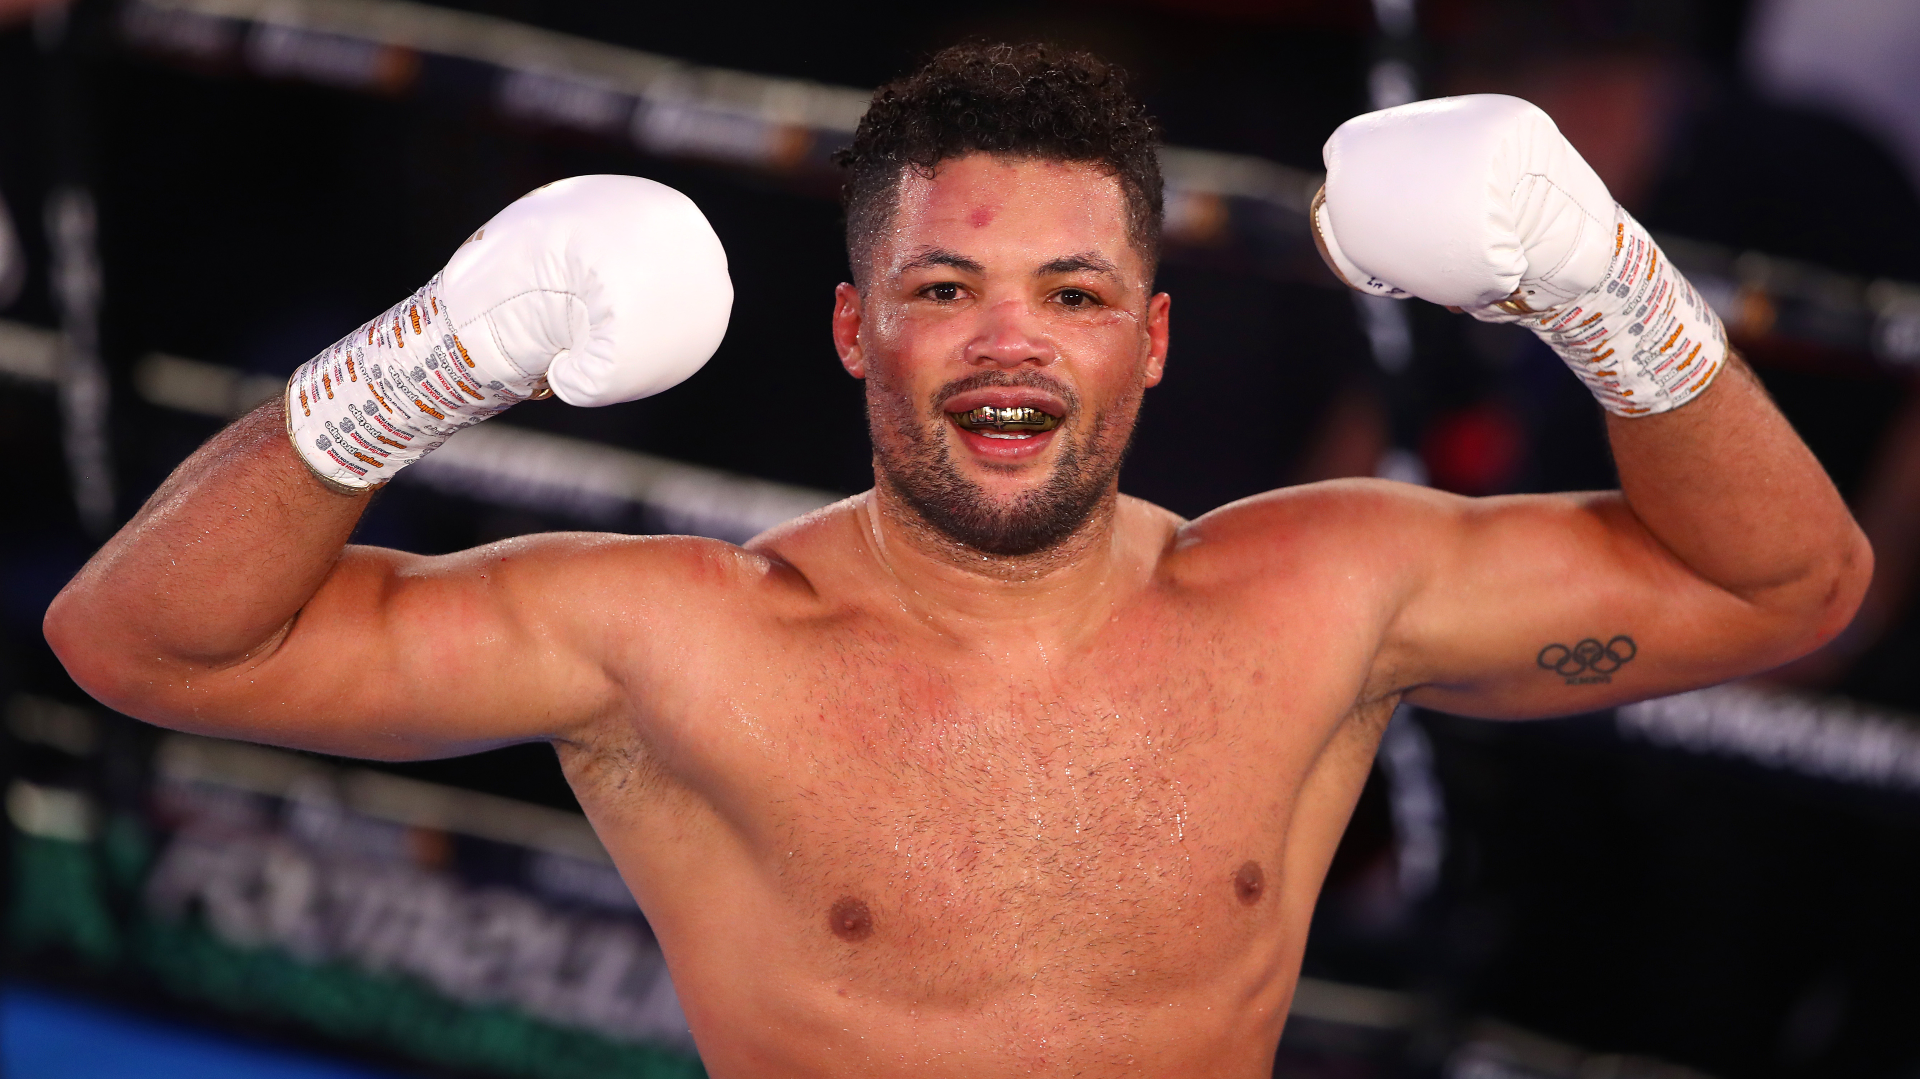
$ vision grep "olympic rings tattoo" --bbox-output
[1537,636,1637,683]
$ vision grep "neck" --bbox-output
[860,476,1143,639]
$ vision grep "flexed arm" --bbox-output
[45,176,733,756]
[1312,96,1870,717]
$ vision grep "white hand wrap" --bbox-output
[1492,206,1727,416]
[286,277,534,493]
[286,174,733,493]
[1316,94,1727,417]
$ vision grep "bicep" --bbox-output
[179,534,637,759]
[1386,492,1797,719]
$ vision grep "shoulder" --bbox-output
[439,529,786,589]
[432,495,880,626]
[1147,480,1500,713]
[1142,478,1497,631]
[420,521,825,635]
[1164,479,1460,576]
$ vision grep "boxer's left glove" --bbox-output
[1313,94,1725,417]
[286,175,732,492]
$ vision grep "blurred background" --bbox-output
[4,0,1920,1074]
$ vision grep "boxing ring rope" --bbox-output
[7,690,703,1069]
[19,0,1920,544]
[7,0,1919,843]
[106,0,1920,369]
[11,677,1710,1075]
[5,318,1918,799]
[0,320,840,544]
[1620,684,1920,794]
[7,8,1918,1074]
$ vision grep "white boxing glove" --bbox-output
[1314,94,1725,416]
[286,175,732,492]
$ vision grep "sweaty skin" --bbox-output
[47,155,1869,1076]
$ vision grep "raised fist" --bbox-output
[1313,95,1725,416]
[287,175,732,491]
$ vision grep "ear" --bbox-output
[1142,291,1171,388]
[833,282,866,378]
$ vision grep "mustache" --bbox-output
[928,369,1081,416]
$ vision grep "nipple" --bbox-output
[1234,861,1264,906]
[829,896,874,942]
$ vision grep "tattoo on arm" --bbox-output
[1537,636,1636,684]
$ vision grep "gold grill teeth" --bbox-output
[952,405,1059,432]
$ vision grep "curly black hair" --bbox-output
[835,42,1163,289]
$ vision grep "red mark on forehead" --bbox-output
[968,205,995,228]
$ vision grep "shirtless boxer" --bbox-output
[47,44,1867,1076]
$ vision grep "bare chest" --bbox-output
[622,616,1366,1001]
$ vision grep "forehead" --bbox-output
[885,155,1135,270]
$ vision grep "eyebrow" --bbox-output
[1035,252,1121,279]
[893,248,1124,281]
[896,247,986,276]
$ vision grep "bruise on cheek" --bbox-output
[829,895,874,941]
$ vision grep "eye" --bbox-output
[1055,288,1099,309]
[920,282,962,302]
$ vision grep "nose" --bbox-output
[965,297,1057,369]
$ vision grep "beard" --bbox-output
[868,369,1140,557]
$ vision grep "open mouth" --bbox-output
[948,405,1062,439]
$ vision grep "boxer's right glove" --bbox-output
[286,175,733,492]
[1313,94,1725,417]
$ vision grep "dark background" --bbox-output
[5,0,1920,1075]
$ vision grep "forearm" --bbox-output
[42,175,729,754]
[1607,354,1871,628]
[45,398,369,700]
